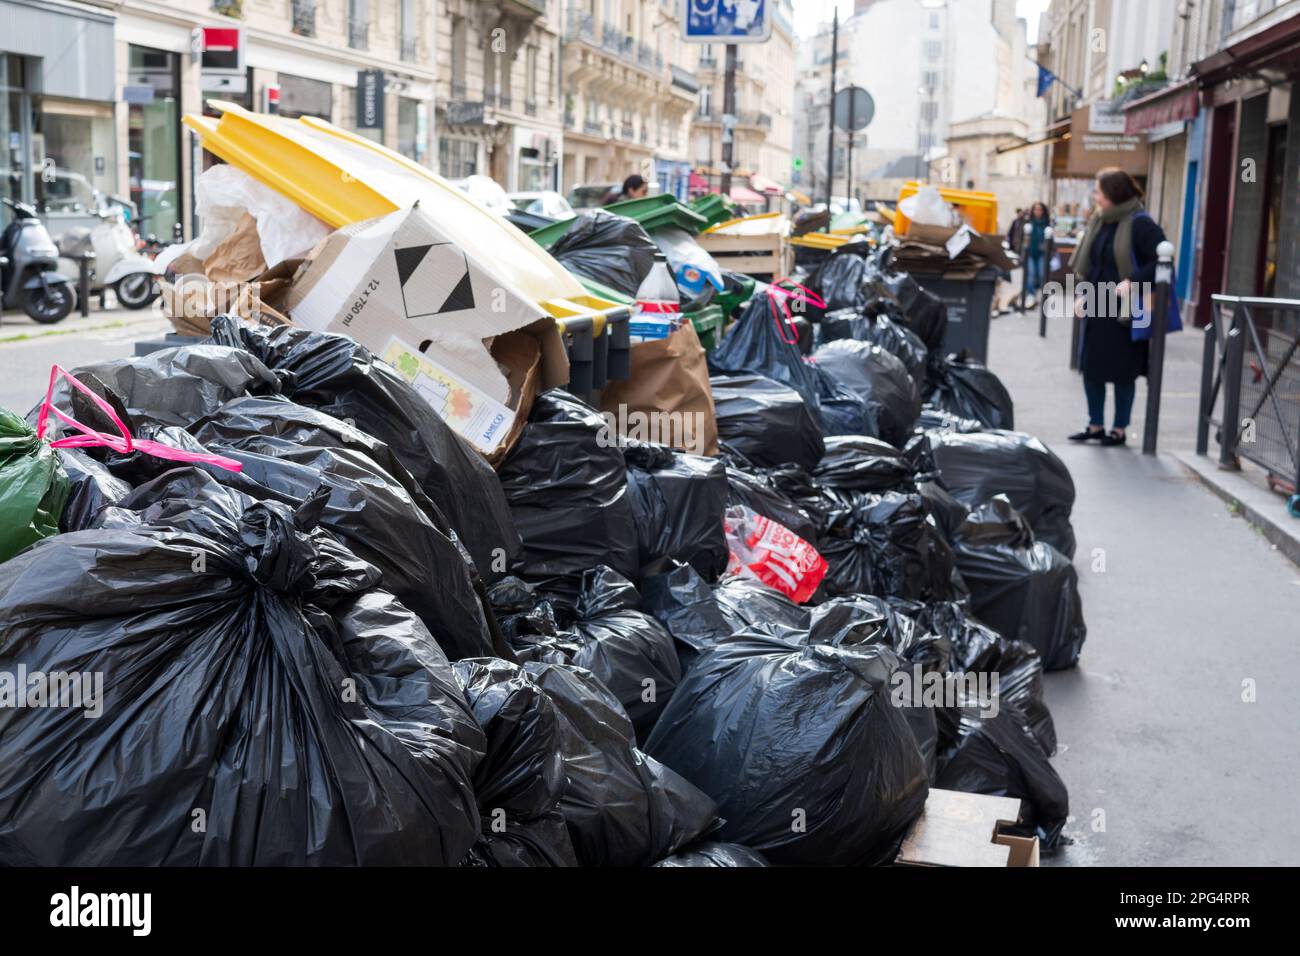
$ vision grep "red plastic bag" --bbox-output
[723,505,827,605]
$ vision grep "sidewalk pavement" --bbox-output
[988,307,1300,865]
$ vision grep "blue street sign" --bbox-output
[681,0,773,44]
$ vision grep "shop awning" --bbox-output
[729,185,766,204]
[995,132,1069,154]
[1123,80,1200,135]
[750,174,783,195]
[1192,13,1300,86]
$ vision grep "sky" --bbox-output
[790,0,1053,42]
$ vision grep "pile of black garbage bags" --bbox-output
[0,255,1083,865]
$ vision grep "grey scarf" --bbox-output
[1070,197,1144,281]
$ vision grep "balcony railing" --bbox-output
[564,111,575,128]
[700,55,717,69]
[400,35,418,63]
[291,0,316,37]
[621,122,635,139]
[451,79,467,98]
[525,99,538,116]
[567,10,595,42]
[584,118,603,135]
[639,127,648,144]
[348,17,369,51]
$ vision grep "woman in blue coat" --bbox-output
[1068,168,1167,447]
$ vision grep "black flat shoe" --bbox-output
[1101,430,1127,446]
[1068,428,1105,442]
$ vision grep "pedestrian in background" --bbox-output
[1068,167,1168,447]
[603,174,649,206]
[1007,208,1027,254]
[1023,201,1053,306]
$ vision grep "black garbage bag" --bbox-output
[641,562,736,669]
[916,478,973,542]
[915,406,988,434]
[488,569,681,740]
[548,209,659,297]
[816,489,958,602]
[209,318,521,582]
[936,704,1069,850]
[864,255,949,351]
[912,600,1056,757]
[54,447,130,532]
[646,635,928,865]
[566,567,682,740]
[182,399,503,661]
[820,309,930,384]
[924,352,1015,431]
[710,295,826,412]
[710,295,874,439]
[498,389,639,602]
[453,658,578,867]
[524,660,720,866]
[924,428,1077,558]
[653,842,770,867]
[814,435,915,493]
[812,252,869,312]
[949,497,1086,671]
[0,474,484,865]
[45,344,280,428]
[724,463,821,544]
[623,441,729,580]
[710,374,824,471]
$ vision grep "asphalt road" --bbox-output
[0,308,172,415]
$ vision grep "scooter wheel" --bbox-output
[22,282,74,323]
[115,274,160,310]
[1288,495,1300,519]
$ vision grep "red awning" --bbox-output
[1123,80,1200,135]
[729,185,766,204]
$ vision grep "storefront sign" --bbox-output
[357,70,385,131]
[445,101,487,126]
[1054,106,1151,178]
[1087,99,1127,134]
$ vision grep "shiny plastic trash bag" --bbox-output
[646,635,928,865]
[814,435,915,494]
[0,475,484,865]
[949,497,1086,671]
[936,704,1069,850]
[923,352,1015,431]
[922,427,1076,558]
[453,658,578,867]
[209,318,521,582]
[813,340,921,447]
[812,251,869,312]
[548,209,659,297]
[497,389,640,602]
[864,259,949,352]
[55,447,129,533]
[0,408,68,562]
[710,373,825,471]
[523,660,720,866]
[653,842,769,867]
[624,441,729,580]
[820,309,929,384]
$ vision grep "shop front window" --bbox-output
[439,137,477,179]
[398,96,426,164]
[127,46,181,240]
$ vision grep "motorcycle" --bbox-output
[1,197,75,323]
[53,203,162,310]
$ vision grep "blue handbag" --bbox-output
[1129,212,1182,342]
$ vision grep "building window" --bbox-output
[439,137,477,178]
[699,87,712,117]
[924,40,942,60]
[920,101,939,122]
[399,0,417,62]
[348,0,370,52]
[278,74,332,120]
[451,16,467,97]
[398,97,426,164]
[929,12,940,29]
[525,45,538,108]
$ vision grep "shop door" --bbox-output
[1196,102,1237,328]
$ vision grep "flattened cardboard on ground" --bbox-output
[285,204,567,456]
[895,788,1040,867]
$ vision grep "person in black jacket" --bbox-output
[1067,168,1166,447]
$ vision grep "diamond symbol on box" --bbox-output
[394,242,476,319]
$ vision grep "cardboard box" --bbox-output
[895,789,1041,867]
[903,223,1016,273]
[285,205,568,456]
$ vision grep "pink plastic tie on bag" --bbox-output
[765,282,826,346]
[36,364,243,473]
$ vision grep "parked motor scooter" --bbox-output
[1,197,75,324]
[53,203,162,310]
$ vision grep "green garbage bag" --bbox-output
[0,408,68,562]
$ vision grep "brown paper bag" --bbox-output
[204,212,267,283]
[600,321,719,456]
